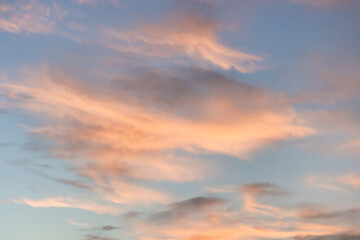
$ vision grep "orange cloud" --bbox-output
[129,200,348,240]
[0,0,66,34]
[99,13,262,73]
[0,66,314,204]
[68,218,91,227]
[306,173,360,193]
[306,176,348,193]
[122,183,358,240]
[337,173,360,190]
[13,197,122,215]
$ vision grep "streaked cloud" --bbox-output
[68,218,91,227]
[306,173,360,193]
[125,191,353,240]
[99,12,262,73]
[298,204,360,221]
[241,182,290,197]
[13,197,122,215]
[0,0,66,34]
[77,0,119,6]
[306,176,349,193]
[294,233,360,240]
[83,235,119,240]
[337,173,360,190]
[0,64,314,207]
[290,0,337,7]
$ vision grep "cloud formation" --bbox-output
[13,197,122,215]
[0,64,314,209]
[100,12,262,72]
[68,218,91,227]
[125,191,354,240]
[0,0,66,34]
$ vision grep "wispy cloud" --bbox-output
[68,218,91,227]
[76,0,119,6]
[337,173,360,190]
[290,0,337,7]
[306,176,349,193]
[0,0,66,34]
[294,233,360,240]
[99,11,262,73]
[13,197,122,215]
[298,204,360,221]
[0,64,314,206]
[125,191,352,240]
[83,235,119,240]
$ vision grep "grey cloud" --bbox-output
[0,142,11,148]
[107,67,278,121]
[241,182,289,197]
[298,205,360,220]
[294,233,360,240]
[101,225,120,231]
[84,235,119,240]
[148,196,225,223]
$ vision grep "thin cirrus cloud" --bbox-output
[307,173,360,193]
[0,65,314,207]
[124,188,356,240]
[297,204,360,221]
[84,235,119,240]
[68,218,91,227]
[290,0,337,6]
[337,173,360,190]
[0,0,66,34]
[13,197,122,215]
[77,0,120,6]
[0,1,263,73]
[99,12,262,73]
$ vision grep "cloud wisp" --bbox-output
[0,0,66,34]
[0,64,315,211]
[99,12,262,73]
[124,188,358,240]
[13,197,122,215]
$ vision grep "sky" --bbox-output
[0,0,360,240]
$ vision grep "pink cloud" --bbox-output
[13,197,122,215]
[99,13,262,73]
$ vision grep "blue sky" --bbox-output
[1,1,360,240]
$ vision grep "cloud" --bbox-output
[241,182,289,197]
[76,0,119,6]
[101,225,120,231]
[83,235,119,240]
[30,168,92,190]
[298,205,360,220]
[77,225,121,232]
[125,192,350,240]
[306,173,360,193]
[337,173,360,190]
[0,0,66,34]
[290,0,337,7]
[290,55,360,157]
[306,176,349,193]
[294,233,360,240]
[148,196,225,224]
[0,65,314,206]
[0,142,11,148]
[68,218,91,227]
[339,140,360,156]
[99,12,262,72]
[239,183,293,218]
[13,197,122,215]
